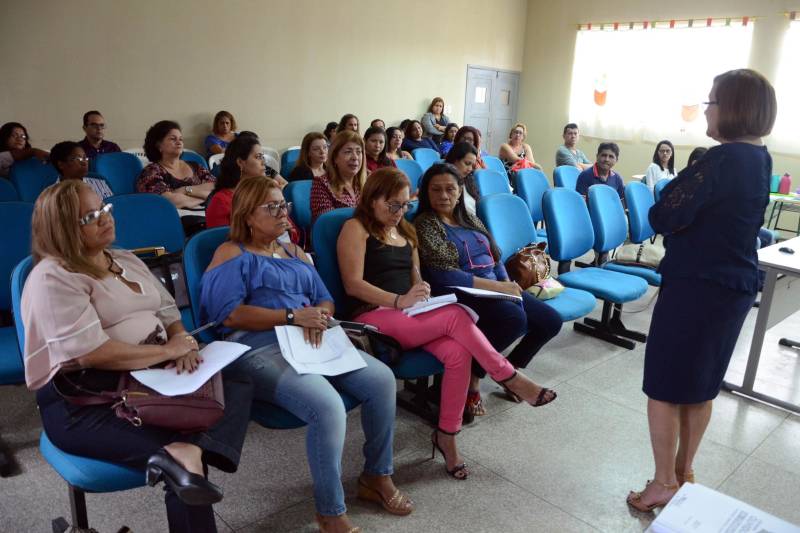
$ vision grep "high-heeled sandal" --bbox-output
[499,371,557,407]
[430,429,469,480]
[465,390,487,416]
[676,469,695,485]
[146,449,223,506]
[315,513,361,533]
[356,476,414,516]
[626,480,679,512]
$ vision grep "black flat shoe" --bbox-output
[146,449,223,506]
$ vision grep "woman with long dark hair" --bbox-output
[643,140,676,192]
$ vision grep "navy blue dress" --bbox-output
[644,143,771,403]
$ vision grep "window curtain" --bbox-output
[768,20,800,155]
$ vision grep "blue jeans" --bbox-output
[226,330,397,516]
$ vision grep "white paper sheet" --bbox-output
[403,293,457,316]
[276,325,366,376]
[130,341,250,396]
[448,285,523,302]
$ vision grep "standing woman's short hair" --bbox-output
[297,132,327,170]
[354,167,417,248]
[228,176,282,244]
[326,130,367,196]
[0,122,32,150]
[212,111,237,135]
[712,69,777,140]
[143,120,181,162]
[652,140,675,174]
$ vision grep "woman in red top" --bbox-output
[363,127,396,174]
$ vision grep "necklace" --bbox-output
[106,252,122,281]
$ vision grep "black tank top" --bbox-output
[349,235,413,317]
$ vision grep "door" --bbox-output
[463,66,520,156]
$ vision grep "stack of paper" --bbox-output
[647,482,800,533]
[401,293,479,322]
[131,341,251,396]
[276,325,366,376]
[448,286,523,302]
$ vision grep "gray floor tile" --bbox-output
[751,415,800,477]
[702,391,788,455]
[718,457,800,526]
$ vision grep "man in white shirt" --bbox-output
[555,123,591,170]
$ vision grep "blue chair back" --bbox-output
[110,194,185,253]
[9,159,59,202]
[281,149,300,176]
[311,208,355,310]
[477,194,538,263]
[405,200,418,221]
[553,165,581,190]
[542,188,594,261]
[514,168,549,224]
[482,156,508,180]
[284,180,312,232]
[625,182,656,243]
[473,169,512,197]
[94,152,144,195]
[587,185,628,253]
[654,178,671,202]
[394,159,424,194]
[0,178,19,201]
[180,150,209,169]
[183,227,229,344]
[11,256,33,353]
[0,202,34,311]
[412,148,440,172]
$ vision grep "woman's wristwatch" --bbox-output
[285,308,295,325]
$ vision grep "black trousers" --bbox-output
[457,291,563,379]
[37,369,254,533]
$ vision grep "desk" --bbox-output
[722,236,800,413]
[765,193,800,236]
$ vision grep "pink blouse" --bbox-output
[21,250,182,390]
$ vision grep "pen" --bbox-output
[188,322,216,337]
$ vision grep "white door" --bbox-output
[463,66,520,156]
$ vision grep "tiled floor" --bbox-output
[2,285,799,532]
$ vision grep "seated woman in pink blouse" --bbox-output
[21,180,253,533]
[310,130,366,224]
[136,120,216,208]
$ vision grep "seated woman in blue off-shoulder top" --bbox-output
[199,176,413,532]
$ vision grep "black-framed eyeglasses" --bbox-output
[78,203,113,226]
[258,201,292,217]
[87,123,106,129]
[385,201,412,214]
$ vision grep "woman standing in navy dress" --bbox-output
[627,69,777,512]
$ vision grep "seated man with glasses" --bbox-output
[51,141,113,199]
[412,163,562,421]
[79,110,121,159]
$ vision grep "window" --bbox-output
[568,21,753,145]
[769,20,800,154]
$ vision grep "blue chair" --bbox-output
[9,159,59,202]
[311,208,444,422]
[94,152,145,195]
[394,158,424,194]
[182,227,361,428]
[543,188,648,349]
[476,194,595,322]
[482,155,509,181]
[553,165,581,190]
[473,169,512,198]
[281,148,300,176]
[0,203,34,385]
[284,180,312,237]
[587,185,661,287]
[514,168,550,239]
[180,149,209,170]
[10,256,145,528]
[412,148,440,172]
[654,178,671,202]
[0,179,19,201]
[405,200,419,221]
[625,182,656,244]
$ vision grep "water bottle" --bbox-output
[778,173,792,194]
[770,174,780,193]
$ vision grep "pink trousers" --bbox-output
[356,305,515,433]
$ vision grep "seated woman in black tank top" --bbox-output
[338,168,558,483]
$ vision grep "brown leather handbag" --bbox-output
[504,241,551,290]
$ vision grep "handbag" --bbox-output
[54,368,225,433]
[614,241,665,269]
[338,321,404,367]
[504,241,551,290]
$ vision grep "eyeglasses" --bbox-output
[68,156,90,163]
[87,123,106,129]
[385,201,412,214]
[702,101,719,109]
[258,201,292,217]
[657,149,672,155]
[10,132,27,140]
[463,234,495,270]
[78,203,113,226]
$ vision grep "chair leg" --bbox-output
[574,301,646,349]
[0,435,17,477]
[69,485,89,529]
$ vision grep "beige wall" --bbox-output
[518,0,800,183]
[0,0,527,154]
